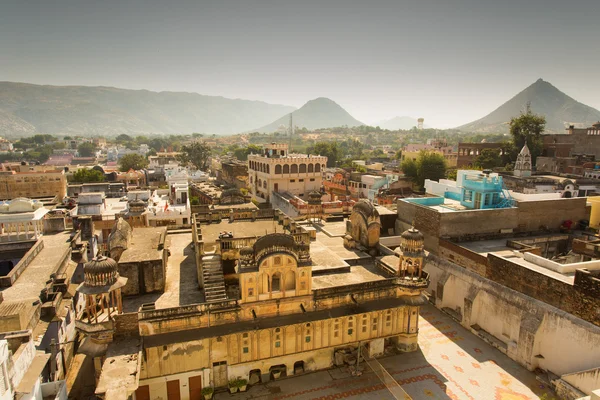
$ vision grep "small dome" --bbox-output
[401,227,424,242]
[83,256,119,287]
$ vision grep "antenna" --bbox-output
[289,113,293,152]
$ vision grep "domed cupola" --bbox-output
[400,227,424,255]
[83,256,120,288]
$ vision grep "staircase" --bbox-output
[201,254,227,302]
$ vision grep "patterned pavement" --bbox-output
[215,304,558,400]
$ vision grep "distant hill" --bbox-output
[457,79,600,134]
[253,97,363,133]
[376,116,425,130]
[0,82,296,136]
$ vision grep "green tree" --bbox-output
[177,141,212,170]
[77,142,97,157]
[401,151,447,190]
[70,168,105,183]
[116,134,133,144]
[474,148,502,170]
[233,144,262,161]
[509,106,545,163]
[309,142,339,167]
[119,153,149,171]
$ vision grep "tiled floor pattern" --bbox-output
[215,304,558,400]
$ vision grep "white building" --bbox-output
[0,198,48,242]
[247,143,327,203]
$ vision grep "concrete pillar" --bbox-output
[392,333,418,353]
[368,338,384,358]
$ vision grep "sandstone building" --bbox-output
[75,204,429,400]
[248,143,327,204]
[0,167,67,201]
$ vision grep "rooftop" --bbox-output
[118,227,165,264]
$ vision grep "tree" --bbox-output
[119,153,149,171]
[309,142,339,167]
[233,145,262,161]
[77,142,97,157]
[401,151,447,190]
[509,105,545,163]
[177,141,212,170]
[70,168,105,183]
[116,134,133,144]
[474,148,502,170]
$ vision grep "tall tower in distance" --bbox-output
[417,118,424,130]
[288,113,294,152]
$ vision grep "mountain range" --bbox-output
[1,79,599,137]
[457,79,600,133]
[0,82,296,136]
[252,97,363,133]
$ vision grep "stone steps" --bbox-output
[201,254,227,302]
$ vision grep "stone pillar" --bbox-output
[367,338,384,358]
[392,333,418,353]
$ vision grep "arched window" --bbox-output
[291,164,298,174]
[266,165,270,174]
[257,178,262,187]
[308,164,314,173]
[283,164,290,174]
[275,165,282,174]
[271,273,281,292]
[299,164,306,173]
[315,164,321,172]
[263,180,267,189]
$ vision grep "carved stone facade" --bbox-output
[345,200,381,254]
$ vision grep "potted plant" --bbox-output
[201,387,214,400]
[272,369,282,379]
[237,378,248,392]
[228,379,239,394]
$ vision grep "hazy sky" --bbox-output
[2,0,599,128]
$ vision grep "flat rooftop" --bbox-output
[312,262,386,289]
[403,197,468,212]
[459,234,577,283]
[0,231,72,302]
[123,232,200,312]
[118,227,165,264]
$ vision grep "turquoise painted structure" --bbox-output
[459,171,509,209]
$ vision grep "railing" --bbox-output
[255,246,298,264]
[219,236,258,252]
[138,299,239,321]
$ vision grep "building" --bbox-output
[540,122,600,160]
[81,204,429,399]
[0,167,67,201]
[456,142,504,168]
[218,159,248,190]
[0,138,13,153]
[248,143,326,203]
[394,188,600,397]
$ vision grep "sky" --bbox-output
[1,0,599,129]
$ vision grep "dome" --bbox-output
[83,256,119,288]
[400,226,424,254]
[352,199,379,219]
[240,246,254,256]
[401,227,424,242]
